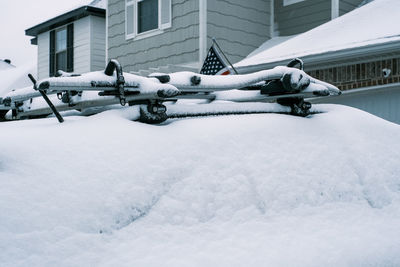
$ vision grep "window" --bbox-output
[56,28,67,71]
[126,0,171,39]
[49,24,73,76]
[138,0,158,33]
[283,0,305,6]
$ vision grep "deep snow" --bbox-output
[0,104,400,267]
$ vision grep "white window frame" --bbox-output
[283,0,305,6]
[125,0,171,40]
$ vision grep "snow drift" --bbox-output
[0,104,399,267]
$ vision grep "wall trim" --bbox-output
[331,0,339,19]
[199,0,207,67]
[105,0,108,65]
[89,16,92,71]
[270,0,275,38]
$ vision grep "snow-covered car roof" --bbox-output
[2,104,400,266]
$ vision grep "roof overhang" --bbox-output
[25,6,105,37]
[30,37,38,45]
[236,40,400,73]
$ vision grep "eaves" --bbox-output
[25,6,105,37]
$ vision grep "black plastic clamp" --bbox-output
[105,59,126,106]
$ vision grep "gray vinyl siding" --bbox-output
[90,16,106,70]
[339,0,363,16]
[37,32,50,80]
[108,0,200,72]
[74,16,92,74]
[207,0,272,64]
[275,0,331,36]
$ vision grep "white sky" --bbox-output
[0,0,93,67]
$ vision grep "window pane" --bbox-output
[138,0,158,33]
[126,4,134,35]
[56,51,67,71]
[56,28,67,52]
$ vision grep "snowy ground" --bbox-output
[1,104,400,267]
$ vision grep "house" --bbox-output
[26,0,363,77]
[25,0,106,80]
[107,0,362,75]
[235,0,400,124]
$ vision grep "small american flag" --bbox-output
[200,44,231,75]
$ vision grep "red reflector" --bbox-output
[221,70,230,75]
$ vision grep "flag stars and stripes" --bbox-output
[200,45,228,75]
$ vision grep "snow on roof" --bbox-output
[89,0,106,9]
[245,35,297,59]
[236,0,400,68]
